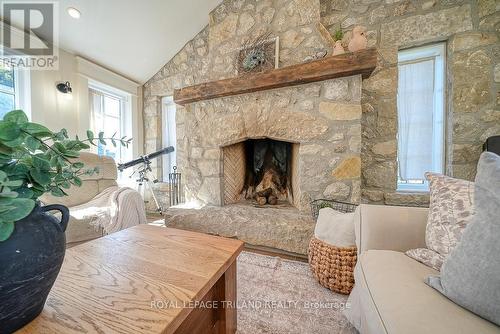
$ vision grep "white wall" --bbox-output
[30,48,81,135]
[29,48,144,156]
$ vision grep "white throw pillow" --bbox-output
[314,207,357,247]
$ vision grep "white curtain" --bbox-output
[89,88,103,135]
[397,59,435,181]
[162,99,177,180]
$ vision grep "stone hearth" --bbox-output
[165,203,315,255]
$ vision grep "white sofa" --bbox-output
[345,204,500,334]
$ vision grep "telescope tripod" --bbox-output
[130,157,163,215]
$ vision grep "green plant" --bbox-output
[0,110,131,241]
[332,28,344,42]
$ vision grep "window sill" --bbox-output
[385,191,430,208]
[397,184,429,193]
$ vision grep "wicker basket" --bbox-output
[309,199,358,294]
[308,237,357,294]
[310,199,357,221]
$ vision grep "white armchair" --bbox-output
[41,153,147,247]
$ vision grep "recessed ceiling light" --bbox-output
[67,7,81,19]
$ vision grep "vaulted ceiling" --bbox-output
[5,0,222,83]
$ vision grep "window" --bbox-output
[162,96,177,181]
[397,43,446,191]
[89,82,132,164]
[0,64,30,119]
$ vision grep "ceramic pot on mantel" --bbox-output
[0,203,69,334]
[332,40,345,56]
[348,26,368,52]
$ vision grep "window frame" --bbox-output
[0,66,31,119]
[396,43,446,192]
[162,96,177,182]
[89,80,132,164]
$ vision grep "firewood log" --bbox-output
[255,188,272,198]
[255,196,267,206]
[268,195,278,205]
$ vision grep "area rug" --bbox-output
[236,251,357,334]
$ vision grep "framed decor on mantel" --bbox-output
[237,33,279,75]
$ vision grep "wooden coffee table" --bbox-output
[18,225,244,333]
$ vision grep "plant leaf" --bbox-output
[21,122,53,137]
[3,110,28,124]
[63,150,80,158]
[0,121,21,141]
[49,156,58,167]
[0,143,14,155]
[0,205,16,213]
[0,191,18,198]
[25,135,40,151]
[30,168,51,185]
[0,222,15,242]
[98,132,106,145]
[50,187,64,197]
[2,180,23,187]
[53,142,67,153]
[73,176,82,187]
[86,130,94,141]
[2,135,26,148]
[1,198,35,221]
[15,187,34,199]
[32,156,51,170]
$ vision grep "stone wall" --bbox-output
[143,0,499,210]
[321,0,499,206]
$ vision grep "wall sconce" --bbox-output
[56,81,72,94]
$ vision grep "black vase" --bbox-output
[0,203,69,334]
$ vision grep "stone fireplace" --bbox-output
[175,74,363,212]
[165,74,363,255]
[222,138,299,207]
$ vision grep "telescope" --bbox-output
[118,146,174,172]
[117,146,175,215]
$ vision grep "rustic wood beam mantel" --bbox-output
[173,47,377,106]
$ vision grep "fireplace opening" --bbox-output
[243,139,292,205]
[222,138,299,207]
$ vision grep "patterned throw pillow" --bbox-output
[406,172,474,271]
[424,172,475,256]
[406,248,445,271]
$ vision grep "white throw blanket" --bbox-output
[70,186,147,234]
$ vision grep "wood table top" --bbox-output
[18,225,244,334]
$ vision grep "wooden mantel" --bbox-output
[173,47,377,105]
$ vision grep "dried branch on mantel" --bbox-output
[173,48,377,106]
